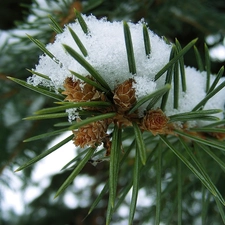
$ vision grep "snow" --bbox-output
[210,44,225,62]
[2,133,153,222]
[1,132,76,218]
[28,15,171,91]
[26,14,225,126]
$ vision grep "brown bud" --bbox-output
[113,79,136,112]
[142,109,170,135]
[73,120,108,148]
[209,132,225,141]
[62,77,102,102]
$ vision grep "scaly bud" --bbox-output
[142,109,172,135]
[113,79,136,112]
[73,120,108,148]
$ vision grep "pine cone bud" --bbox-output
[142,109,170,135]
[113,79,136,112]
[62,77,102,102]
[73,120,108,148]
[209,132,225,141]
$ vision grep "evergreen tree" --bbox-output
[1,1,225,224]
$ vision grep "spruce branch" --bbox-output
[9,10,225,224]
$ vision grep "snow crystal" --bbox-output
[165,67,207,116]
[28,14,225,125]
[29,15,171,91]
[66,108,79,123]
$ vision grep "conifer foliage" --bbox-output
[2,0,225,224]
